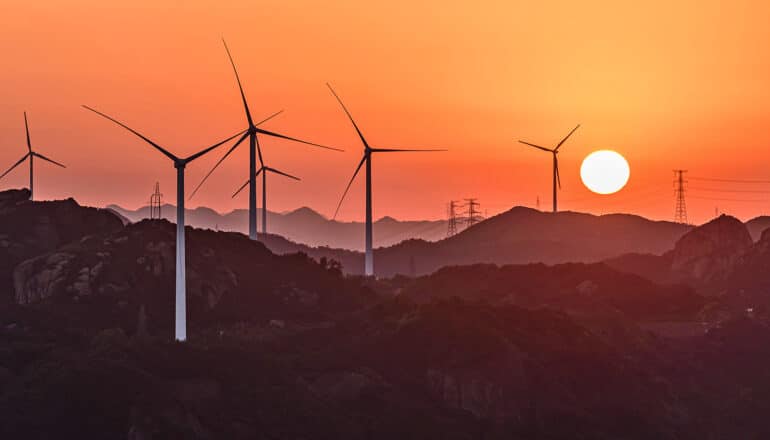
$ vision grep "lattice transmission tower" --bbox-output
[150,182,163,220]
[463,198,485,229]
[446,200,460,237]
[673,170,688,224]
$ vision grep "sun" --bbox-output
[580,150,630,195]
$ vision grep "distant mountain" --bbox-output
[107,204,446,251]
[260,207,693,277]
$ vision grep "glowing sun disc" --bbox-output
[580,150,630,194]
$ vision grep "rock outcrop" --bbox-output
[669,215,752,287]
[0,190,124,302]
[10,219,361,334]
[605,215,756,295]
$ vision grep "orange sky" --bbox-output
[1,0,770,224]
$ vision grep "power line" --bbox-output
[688,195,768,203]
[561,182,669,204]
[689,176,770,184]
[689,187,770,193]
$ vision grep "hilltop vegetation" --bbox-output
[4,191,770,438]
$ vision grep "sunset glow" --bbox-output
[1,1,769,224]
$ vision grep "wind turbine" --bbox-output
[188,39,342,241]
[82,105,244,342]
[232,160,300,236]
[518,125,580,213]
[327,83,445,277]
[0,112,66,200]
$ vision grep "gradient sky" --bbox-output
[1,1,769,224]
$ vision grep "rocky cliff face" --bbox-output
[723,227,770,309]
[0,189,124,302]
[668,215,753,290]
[10,219,361,335]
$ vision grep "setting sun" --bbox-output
[580,150,630,195]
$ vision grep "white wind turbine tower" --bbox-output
[327,83,446,277]
[82,105,244,342]
[518,125,580,213]
[0,112,66,200]
[188,39,342,241]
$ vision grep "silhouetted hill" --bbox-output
[11,219,366,333]
[7,192,770,437]
[401,263,705,322]
[0,189,124,303]
[259,207,692,277]
[108,203,446,251]
[746,215,770,241]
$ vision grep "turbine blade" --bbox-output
[255,110,283,126]
[231,167,263,198]
[23,112,31,152]
[222,39,253,126]
[188,131,249,200]
[185,129,247,163]
[369,148,447,153]
[254,127,343,152]
[518,140,553,152]
[82,105,178,161]
[266,166,300,181]
[555,158,562,189]
[333,155,366,219]
[326,83,370,150]
[231,180,249,198]
[0,153,30,180]
[32,152,66,168]
[554,124,580,151]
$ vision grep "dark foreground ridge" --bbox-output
[3,191,770,438]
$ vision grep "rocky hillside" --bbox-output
[606,215,770,304]
[6,192,770,437]
[0,189,124,303]
[11,219,366,335]
[668,215,753,285]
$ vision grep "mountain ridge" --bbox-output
[107,203,447,251]
[259,206,695,277]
